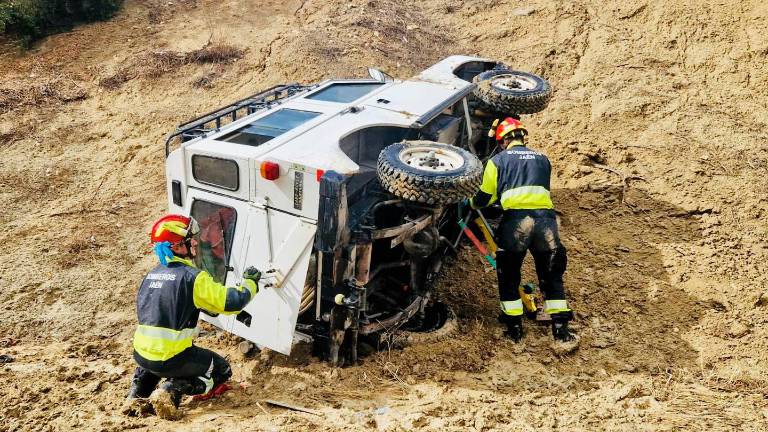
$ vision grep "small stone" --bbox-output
[755,292,768,307]
[512,6,537,16]
[727,321,750,338]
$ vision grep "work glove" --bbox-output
[243,266,262,285]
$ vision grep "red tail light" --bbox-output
[316,169,325,182]
[260,161,280,180]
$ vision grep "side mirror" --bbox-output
[368,67,394,83]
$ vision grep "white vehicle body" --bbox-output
[164,56,497,355]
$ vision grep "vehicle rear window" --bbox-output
[191,200,237,283]
[218,109,321,146]
[192,155,239,191]
[306,83,384,103]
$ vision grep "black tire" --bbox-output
[472,69,552,114]
[401,303,458,345]
[377,140,482,205]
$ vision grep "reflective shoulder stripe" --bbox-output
[544,299,570,314]
[166,256,197,268]
[500,299,524,316]
[500,185,554,210]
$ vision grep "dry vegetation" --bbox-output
[0,78,87,112]
[99,42,244,89]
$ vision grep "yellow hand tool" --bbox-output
[519,282,538,320]
[474,217,497,257]
[473,208,498,256]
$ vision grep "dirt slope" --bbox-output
[1,0,767,430]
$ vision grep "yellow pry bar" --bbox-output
[474,217,498,256]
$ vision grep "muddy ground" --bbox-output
[1,0,767,430]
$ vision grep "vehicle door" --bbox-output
[227,205,317,355]
[184,188,250,334]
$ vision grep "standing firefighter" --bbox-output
[470,118,577,349]
[123,214,261,420]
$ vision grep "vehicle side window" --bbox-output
[190,200,237,283]
[218,109,321,147]
[192,155,239,191]
[305,83,383,103]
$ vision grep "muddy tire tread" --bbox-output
[377,141,482,205]
[472,69,552,114]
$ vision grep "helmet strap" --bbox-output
[170,238,193,259]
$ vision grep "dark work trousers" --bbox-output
[129,346,232,398]
[495,209,568,312]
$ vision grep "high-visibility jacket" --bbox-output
[132,256,257,362]
[470,142,554,210]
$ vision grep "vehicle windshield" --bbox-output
[190,200,237,283]
[218,108,321,146]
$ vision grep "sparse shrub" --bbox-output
[187,43,244,64]
[99,43,244,90]
[0,0,123,47]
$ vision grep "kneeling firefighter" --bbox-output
[125,214,261,419]
[469,118,576,346]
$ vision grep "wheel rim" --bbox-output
[491,73,538,92]
[399,146,465,172]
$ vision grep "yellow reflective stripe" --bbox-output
[544,299,570,314]
[192,271,228,314]
[242,279,258,296]
[471,160,498,208]
[500,185,553,210]
[133,325,196,361]
[136,325,198,340]
[479,160,498,196]
[155,220,189,239]
[500,299,524,316]
[167,256,196,267]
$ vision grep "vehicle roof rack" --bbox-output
[164,83,315,156]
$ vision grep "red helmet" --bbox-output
[149,214,199,244]
[493,117,527,141]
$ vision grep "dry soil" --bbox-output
[1,0,767,430]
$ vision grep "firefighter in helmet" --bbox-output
[123,214,261,419]
[470,118,577,349]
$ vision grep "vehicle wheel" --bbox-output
[472,68,552,114]
[377,140,482,205]
[401,302,458,345]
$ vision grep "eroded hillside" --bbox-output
[1,1,767,430]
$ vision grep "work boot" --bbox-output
[149,381,183,420]
[121,396,154,417]
[498,314,524,343]
[552,320,575,342]
[122,368,159,416]
[550,313,579,355]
